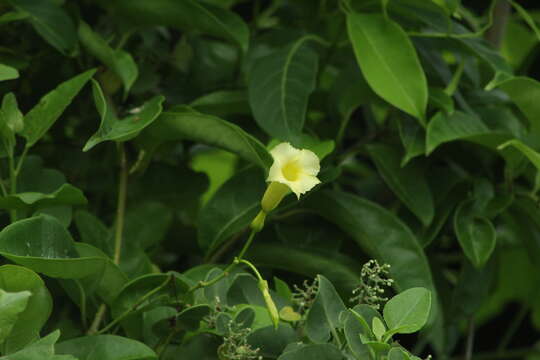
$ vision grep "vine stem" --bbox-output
[88,143,128,334]
[113,143,128,265]
[497,304,528,352]
[8,154,16,222]
[188,229,258,293]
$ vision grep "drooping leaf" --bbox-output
[305,275,347,343]
[0,215,107,279]
[347,12,428,122]
[6,0,77,55]
[383,287,431,335]
[426,111,489,154]
[454,199,497,268]
[112,0,249,53]
[0,64,19,81]
[367,144,434,225]
[248,37,318,143]
[0,265,52,354]
[498,139,540,170]
[84,81,164,151]
[21,69,96,147]
[78,22,138,96]
[0,184,87,210]
[144,106,272,169]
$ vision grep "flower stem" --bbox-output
[8,154,16,222]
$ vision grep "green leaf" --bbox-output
[304,190,436,296]
[56,335,157,360]
[0,184,87,210]
[248,37,318,143]
[0,265,52,354]
[305,275,347,343]
[21,69,96,147]
[7,0,77,55]
[498,139,540,170]
[426,111,489,154]
[383,287,431,334]
[0,11,28,25]
[74,243,127,305]
[0,330,70,360]
[347,12,428,122]
[388,347,412,360]
[2,93,23,133]
[190,90,250,117]
[497,77,540,134]
[0,64,19,81]
[398,115,425,166]
[277,344,343,360]
[198,167,265,252]
[247,243,361,294]
[371,317,386,341]
[78,22,138,96]
[454,200,497,268]
[0,215,106,279]
[84,81,164,151]
[367,144,434,225]
[0,289,31,345]
[113,0,249,53]
[145,106,272,169]
[74,210,113,256]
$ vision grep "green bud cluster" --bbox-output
[351,259,394,310]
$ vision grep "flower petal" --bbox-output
[288,174,321,198]
[298,149,320,176]
[270,142,300,164]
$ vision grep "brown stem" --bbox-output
[485,0,510,49]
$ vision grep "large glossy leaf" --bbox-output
[113,0,249,53]
[248,37,318,143]
[198,167,265,252]
[84,81,164,151]
[426,111,489,154]
[305,275,347,343]
[367,144,434,225]
[383,287,431,335]
[0,215,106,279]
[78,22,138,96]
[56,335,157,360]
[304,190,435,293]
[0,184,87,210]
[347,12,428,122]
[144,107,272,169]
[0,289,31,345]
[454,200,496,268]
[0,64,18,81]
[0,265,52,354]
[497,77,540,134]
[7,0,77,55]
[21,69,95,147]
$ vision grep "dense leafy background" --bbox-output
[1,0,540,359]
